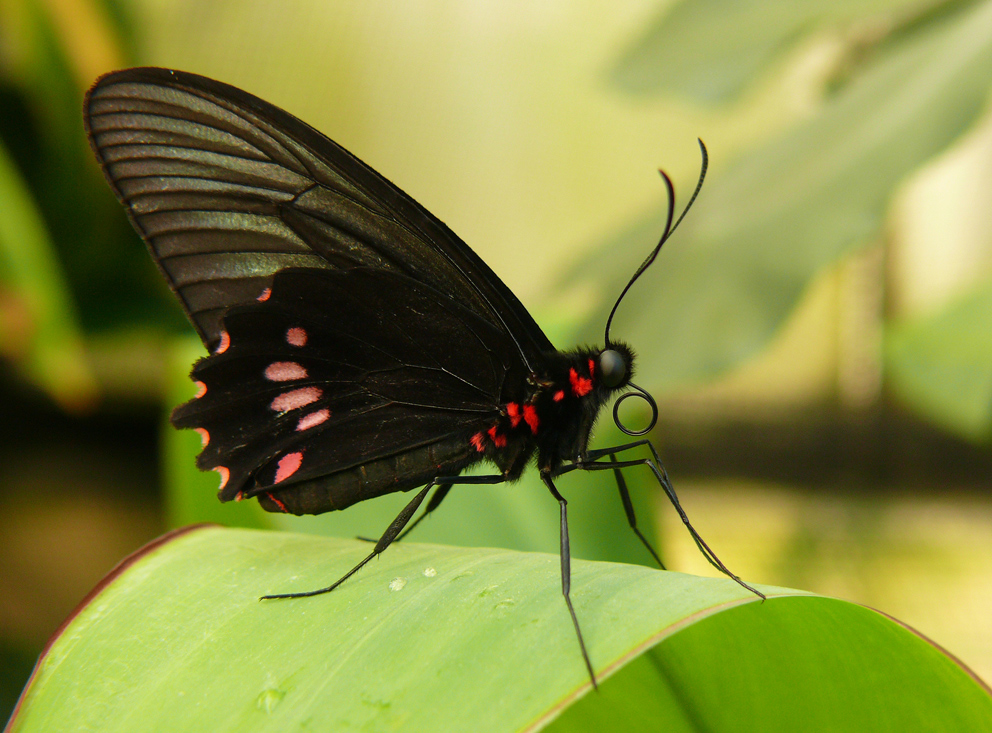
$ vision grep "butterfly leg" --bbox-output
[261,484,433,600]
[573,446,765,600]
[579,440,701,570]
[354,483,452,543]
[555,442,666,569]
[263,475,506,600]
[541,471,598,689]
[394,483,452,542]
[609,454,666,569]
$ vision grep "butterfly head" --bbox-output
[597,343,632,390]
[600,343,656,437]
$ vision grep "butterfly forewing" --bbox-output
[84,67,554,366]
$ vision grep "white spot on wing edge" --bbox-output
[195,428,209,447]
[214,466,230,490]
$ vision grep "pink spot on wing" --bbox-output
[215,330,230,354]
[286,327,307,347]
[553,390,565,402]
[195,428,209,447]
[264,362,308,382]
[470,432,486,452]
[257,287,271,302]
[523,405,539,434]
[214,466,230,490]
[270,386,322,412]
[296,408,330,431]
[234,491,244,502]
[194,381,207,399]
[274,451,303,483]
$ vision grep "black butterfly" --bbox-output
[84,67,760,686]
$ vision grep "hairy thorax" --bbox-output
[469,343,634,479]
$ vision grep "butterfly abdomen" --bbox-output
[253,437,480,515]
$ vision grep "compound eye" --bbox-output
[599,349,627,388]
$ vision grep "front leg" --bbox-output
[559,450,666,569]
[564,442,765,600]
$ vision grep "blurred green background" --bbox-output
[2,0,992,720]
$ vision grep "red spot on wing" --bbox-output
[266,491,289,513]
[569,368,593,397]
[487,425,507,448]
[274,451,304,483]
[286,327,307,347]
[588,358,596,376]
[195,428,209,447]
[214,466,230,490]
[553,390,565,402]
[257,287,272,302]
[194,381,207,399]
[215,330,230,354]
[470,432,486,452]
[523,405,539,434]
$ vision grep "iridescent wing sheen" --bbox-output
[83,67,553,365]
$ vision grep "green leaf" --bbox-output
[551,596,992,731]
[571,0,992,392]
[886,280,992,442]
[9,527,991,732]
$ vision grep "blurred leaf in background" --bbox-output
[572,0,992,434]
[0,138,96,410]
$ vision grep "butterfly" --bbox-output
[83,67,760,686]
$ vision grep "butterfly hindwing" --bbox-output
[171,268,509,503]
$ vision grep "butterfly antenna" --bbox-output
[604,139,708,346]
